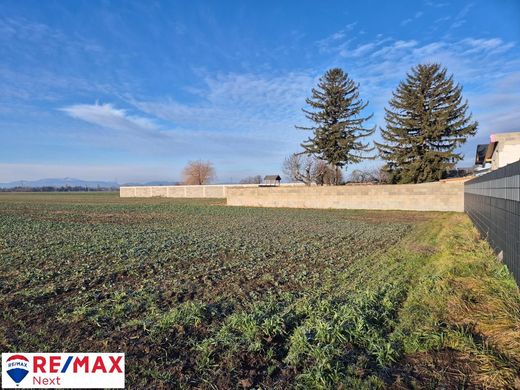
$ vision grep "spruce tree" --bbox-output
[376,63,478,184]
[297,68,375,184]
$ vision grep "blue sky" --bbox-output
[1,0,519,183]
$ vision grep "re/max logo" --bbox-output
[2,353,125,389]
[32,355,123,374]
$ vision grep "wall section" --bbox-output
[119,184,258,198]
[465,161,520,284]
[226,181,465,212]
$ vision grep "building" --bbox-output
[474,132,520,175]
[490,132,520,170]
[260,175,281,187]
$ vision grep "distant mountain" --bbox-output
[121,181,179,186]
[0,178,182,189]
[0,177,119,189]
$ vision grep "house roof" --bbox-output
[485,141,498,160]
[475,142,498,165]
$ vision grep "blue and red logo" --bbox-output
[2,353,125,388]
[6,354,29,385]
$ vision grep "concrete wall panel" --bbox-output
[226,181,465,212]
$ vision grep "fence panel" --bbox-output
[464,160,520,284]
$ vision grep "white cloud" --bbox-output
[316,22,358,52]
[57,92,302,164]
[333,36,516,88]
[460,38,515,54]
[0,17,104,57]
[131,72,317,142]
[330,31,346,41]
[341,42,377,57]
[425,1,450,7]
[60,102,159,135]
[435,16,451,23]
[368,39,418,60]
[400,11,424,26]
[450,2,474,29]
[466,71,520,137]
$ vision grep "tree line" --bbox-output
[286,63,478,185]
[0,186,118,192]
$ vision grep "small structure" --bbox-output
[260,175,281,187]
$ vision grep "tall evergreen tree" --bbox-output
[297,68,375,184]
[376,63,478,184]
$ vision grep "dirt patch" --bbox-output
[389,350,480,389]
[410,244,438,256]
[346,210,435,224]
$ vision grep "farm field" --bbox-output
[0,193,519,389]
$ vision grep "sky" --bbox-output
[1,0,519,183]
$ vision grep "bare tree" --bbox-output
[312,159,329,185]
[239,175,262,184]
[182,160,216,185]
[372,167,389,184]
[314,160,341,185]
[283,154,340,185]
[349,167,388,184]
[349,169,372,183]
[283,154,314,185]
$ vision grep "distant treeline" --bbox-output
[0,186,119,192]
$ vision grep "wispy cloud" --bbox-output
[400,11,424,26]
[425,0,450,7]
[333,35,516,87]
[59,98,296,165]
[0,16,104,56]
[450,2,474,29]
[459,38,515,54]
[131,72,316,140]
[316,22,358,52]
[0,17,123,107]
[466,71,520,137]
[60,102,160,135]
[341,42,377,57]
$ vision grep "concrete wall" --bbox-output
[120,181,465,212]
[465,160,520,284]
[120,184,260,198]
[226,181,465,211]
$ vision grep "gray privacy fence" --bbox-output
[464,160,520,284]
